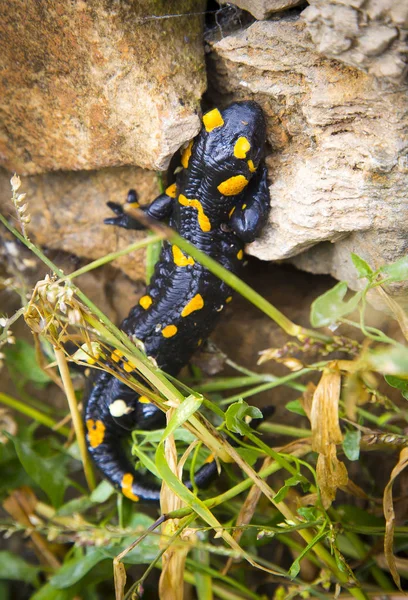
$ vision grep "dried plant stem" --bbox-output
[54,346,96,491]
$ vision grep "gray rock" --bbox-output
[303,0,408,83]
[209,17,408,294]
[218,0,305,20]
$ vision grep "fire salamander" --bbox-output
[84,101,271,501]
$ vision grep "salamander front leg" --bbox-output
[105,187,176,231]
[229,162,271,243]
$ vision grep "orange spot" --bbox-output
[162,325,178,338]
[217,175,249,196]
[181,140,194,169]
[229,206,236,218]
[181,294,204,317]
[237,249,244,260]
[86,419,106,448]
[205,453,215,464]
[172,245,194,267]
[203,108,224,132]
[165,183,177,198]
[178,194,211,232]
[139,295,152,309]
[121,473,140,502]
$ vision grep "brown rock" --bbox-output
[0,1,206,175]
[207,17,408,296]
[0,166,160,282]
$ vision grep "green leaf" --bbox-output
[297,506,319,521]
[288,527,327,580]
[89,480,115,503]
[342,430,361,461]
[4,340,51,385]
[0,551,40,585]
[274,474,306,503]
[351,253,373,279]
[56,496,94,517]
[385,375,408,400]
[285,399,306,417]
[310,282,361,328]
[10,436,68,507]
[225,400,262,436]
[50,548,106,589]
[99,536,159,564]
[31,583,75,600]
[236,447,261,466]
[368,346,408,376]
[380,255,408,282]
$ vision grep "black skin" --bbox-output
[84,101,271,502]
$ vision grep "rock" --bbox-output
[218,0,305,20]
[0,1,206,175]
[303,0,408,83]
[0,166,160,282]
[208,17,408,296]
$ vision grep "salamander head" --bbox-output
[201,101,267,179]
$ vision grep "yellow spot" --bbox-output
[111,349,124,363]
[228,206,236,218]
[139,395,151,404]
[205,453,215,464]
[181,140,194,168]
[197,338,202,346]
[139,295,152,310]
[123,361,136,373]
[237,249,244,260]
[234,137,251,159]
[127,201,139,208]
[217,175,249,196]
[242,204,247,210]
[226,296,232,303]
[203,108,224,132]
[178,194,211,232]
[172,244,195,267]
[162,324,178,338]
[121,473,140,502]
[248,160,256,172]
[86,419,106,449]
[181,294,204,317]
[165,183,177,198]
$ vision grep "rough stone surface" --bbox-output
[303,0,408,83]
[0,166,159,282]
[218,0,304,20]
[0,1,206,175]
[208,17,408,295]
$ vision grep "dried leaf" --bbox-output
[316,447,348,509]
[383,447,408,590]
[301,382,316,420]
[113,559,126,600]
[159,408,188,600]
[223,458,271,575]
[310,367,342,454]
[376,286,408,342]
[343,373,369,420]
